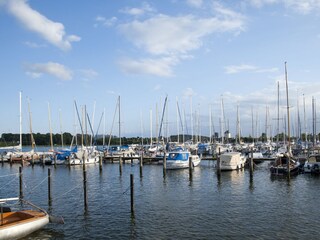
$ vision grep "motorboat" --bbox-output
[219,152,246,171]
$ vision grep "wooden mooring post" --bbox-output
[119,155,123,175]
[83,158,88,211]
[9,155,12,166]
[130,174,134,216]
[99,155,102,172]
[140,153,143,178]
[249,148,254,174]
[216,148,221,176]
[31,155,34,168]
[54,154,57,168]
[19,167,23,199]
[163,151,167,177]
[189,154,193,180]
[48,168,52,206]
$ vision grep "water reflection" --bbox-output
[1,161,320,239]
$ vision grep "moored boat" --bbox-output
[166,148,201,170]
[0,198,49,240]
[219,152,246,171]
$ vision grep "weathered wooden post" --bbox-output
[48,168,52,206]
[130,174,134,215]
[163,151,167,177]
[19,167,23,199]
[123,153,126,164]
[189,153,193,180]
[216,148,221,175]
[119,155,123,175]
[250,148,254,174]
[9,154,12,166]
[130,153,133,164]
[54,154,57,168]
[31,154,34,167]
[99,155,102,172]
[83,154,88,211]
[140,153,143,178]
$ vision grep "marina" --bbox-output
[1,152,320,239]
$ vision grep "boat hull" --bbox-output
[0,210,49,240]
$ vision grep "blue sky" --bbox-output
[1,0,320,139]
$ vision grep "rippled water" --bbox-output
[1,160,320,240]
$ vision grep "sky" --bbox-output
[1,0,320,140]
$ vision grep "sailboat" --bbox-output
[269,62,300,176]
[166,97,201,170]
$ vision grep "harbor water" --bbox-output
[1,160,320,239]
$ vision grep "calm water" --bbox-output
[1,159,320,240]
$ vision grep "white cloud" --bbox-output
[225,64,278,74]
[25,62,73,80]
[95,16,117,27]
[118,11,245,56]
[6,0,80,50]
[120,2,154,16]
[23,41,46,48]
[187,0,203,8]
[118,57,178,77]
[78,69,98,81]
[247,0,320,14]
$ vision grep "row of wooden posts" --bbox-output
[13,148,256,216]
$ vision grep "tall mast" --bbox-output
[285,62,291,156]
[19,91,22,150]
[48,102,54,151]
[118,96,121,147]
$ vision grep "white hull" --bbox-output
[166,154,201,170]
[0,212,49,240]
[220,152,246,171]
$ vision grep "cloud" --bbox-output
[23,41,46,48]
[95,16,117,27]
[247,0,320,14]
[224,64,278,74]
[25,62,73,80]
[78,69,98,81]
[117,57,179,77]
[118,7,245,56]
[6,0,80,50]
[187,0,203,8]
[120,2,155,16]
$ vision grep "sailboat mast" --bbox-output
[285,62,291,156]
[19,91,22,150]
[48,103,54,151]
[118,96,121,147]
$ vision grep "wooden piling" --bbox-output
[31,155,34,167]
[163,151,167,177]
[249,148,254,174]
[48,168,52,206]
[54,154,57,168]
[19,167,23,199]
[119,155,123,175]
[189,154,193,179]
[140,153,143,178]
[216,148,221,175]
[99,155,102,171]
[130,174,134,215]
[83,160,88,211]
[130,153,133,164]
[9,154,12,166]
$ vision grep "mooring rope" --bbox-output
[0,173,19,178]
[0,175,19,190]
